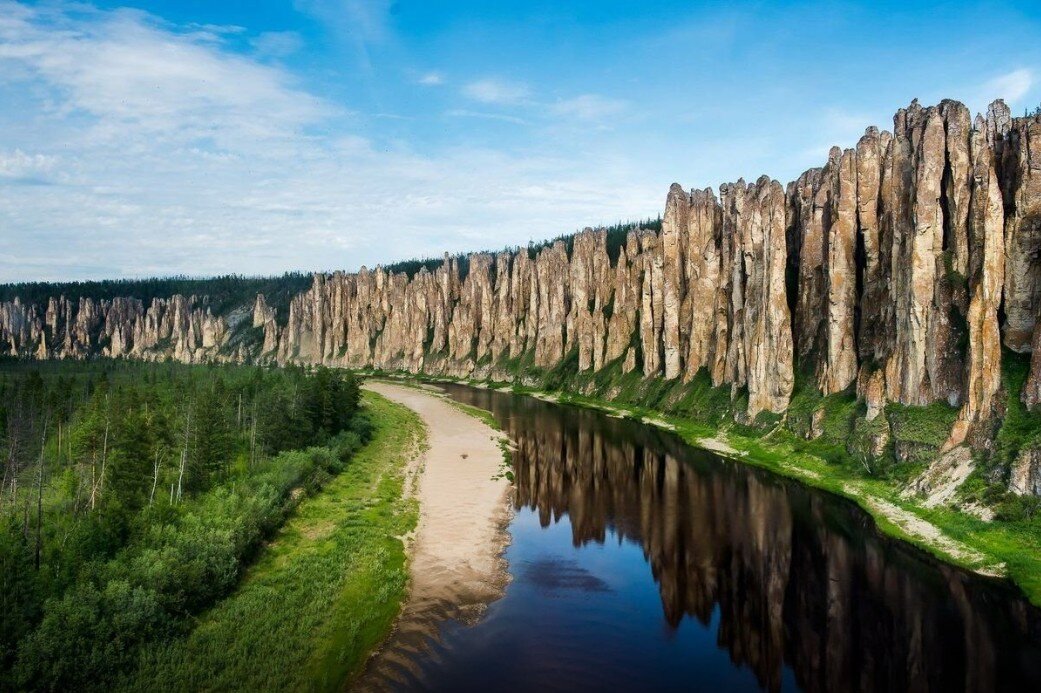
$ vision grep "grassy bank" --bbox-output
[537,388,1041,599]
[120,391,423,691]
[365,365,1041,607]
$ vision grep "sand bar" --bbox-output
[358,381,512,689]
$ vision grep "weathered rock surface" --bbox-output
[5,98,1041,491]
[950,116,1006,447]
[1011,445,1041,497]
[1,294,230,363]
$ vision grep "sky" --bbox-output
[1,0,1040,282]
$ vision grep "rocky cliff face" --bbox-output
[4,98,1041,490]
[0,294,236,364]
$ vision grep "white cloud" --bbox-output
[446,109,527,125]
[0,149,60,181]
[462,78,531,105]
[417,71,444,86]
[0,2,663,283]
[792,107,886,163]
[550,94,627,120]
[294,0,391,43]
[954,68,1037,119]
[0,4,333,150]
[251,31,304,58]
[981,68,1033,105]
[293,0,391,72]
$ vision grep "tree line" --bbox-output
[0,273,314,324]
[381,216,664,280]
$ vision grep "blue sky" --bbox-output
[1,0,1039,281]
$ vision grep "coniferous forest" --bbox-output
[0,358,366,690]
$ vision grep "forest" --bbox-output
[0,273,315,321]
[0,219,663,325]
[0,358,367,690]
[351,217,663,280]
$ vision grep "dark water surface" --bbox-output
[391,384,1041,692]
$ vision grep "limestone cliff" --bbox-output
[4,98,1041,493]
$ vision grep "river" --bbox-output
[373,383,1041,692]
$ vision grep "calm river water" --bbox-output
[379,384,1041,692]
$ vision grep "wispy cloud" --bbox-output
[294,0,392,43]
[446,109,527,125]
[417,71,444,86]
[462,78,531,105]
[981,68,1033,104]
[956,68,1037,117]
[0,2,663,282]
[251,30,304,59]
[0,149,60,181]
[550,94,628,121]
[293,0,393,73]
[0,4,333,150]
[794,106,886,162]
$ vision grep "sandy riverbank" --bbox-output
[357,381,513,690]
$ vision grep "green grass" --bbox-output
[529,390,1040,592]
[120,391,423,692]
[447,398,501,431]
[995,351,1041,472]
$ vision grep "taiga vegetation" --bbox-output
[0,359,365,690]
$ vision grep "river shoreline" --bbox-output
[361,370,1041,606]
[358,382,513,689]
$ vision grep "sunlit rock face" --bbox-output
[3,99,1041,471]
[245,100,1026,424]
[1,294,230,363]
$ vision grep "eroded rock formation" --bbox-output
[1,294,232,363]
[4,98,1041,489]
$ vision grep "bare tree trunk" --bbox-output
[5,433,20,508]
[89,449,98,511]
[98,401,110,502]
[249,399,258,469]
[177,406,191,502]
[149,449,163,505]
[35,421,46,571]
[88,395,112,511]
[0,454,8,509]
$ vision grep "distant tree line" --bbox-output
[2,220,665,320]
[0,273,315,324]
[382,217,664,280]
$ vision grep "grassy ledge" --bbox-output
[364,369,1041,607]
[120,391,424,691]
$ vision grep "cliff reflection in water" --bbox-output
[442,384,1041,692]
